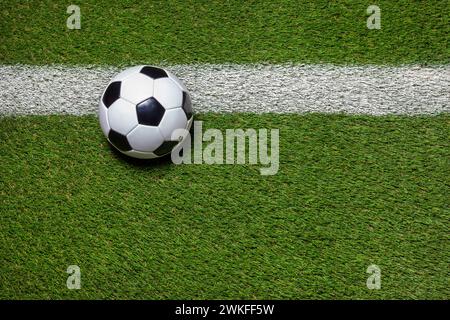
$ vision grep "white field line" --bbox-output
[0,64,449,116]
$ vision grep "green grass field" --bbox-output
[0,0,449,299]
[1,114,448,299]
[1,0,448,65]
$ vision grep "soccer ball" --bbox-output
[99,65,193,159]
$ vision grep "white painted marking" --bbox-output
[0,64,448,115]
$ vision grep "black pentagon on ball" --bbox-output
[140,66,168,79]
[182,91,193,119]
[136,97,165,126]
[108,129,131,151]
[154,140,179,157]
[102,81,121,108]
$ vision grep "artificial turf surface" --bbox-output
[0,0,448,300]
[1,0,448,65]
[0,114,448,299]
